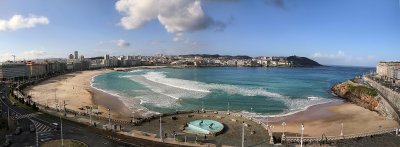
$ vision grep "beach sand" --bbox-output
[263,101,399,137]
[24,69,132,120]
[25,69,399,137]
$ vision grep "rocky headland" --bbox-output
[332,80,394,119]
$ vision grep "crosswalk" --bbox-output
[11,112,41,120]
[30,119,53,133]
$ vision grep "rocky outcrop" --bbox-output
[332,81,380,112]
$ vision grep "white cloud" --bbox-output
[312,50,345,59]
[0,15,49,31]
[115,0,226,41]
[98,39,130,47]
[115,39,130,47]
[24,50,47,57]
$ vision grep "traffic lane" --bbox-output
[9,127,36,147]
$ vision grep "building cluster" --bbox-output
[171,55,293,67]
[376,62,400,83]
[0,52,296,81]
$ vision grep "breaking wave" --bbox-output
[121,71,335,111]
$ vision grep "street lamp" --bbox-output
[89,106,93,126]
[340,123,344,136]
[132,111,135,123]
[108,108,111,129]
[241,121,245,147]
[282,122,286,138]
[160,115,163,142]
[300,123,304,147]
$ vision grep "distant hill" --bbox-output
[287,56,322,67]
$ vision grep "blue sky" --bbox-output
[0,0,399,66]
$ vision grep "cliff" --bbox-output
[332,81,380,111]
[287,56,322,67]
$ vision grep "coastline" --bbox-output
[24,67,399,138]
[24,69,130,120]
[263,101,399,137]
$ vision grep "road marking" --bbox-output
[31,119,53,133]
[11,112,40,120]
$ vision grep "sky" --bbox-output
[0,0,399,67]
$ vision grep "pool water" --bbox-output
[185,120,224,135]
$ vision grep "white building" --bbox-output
[0,62,27,80]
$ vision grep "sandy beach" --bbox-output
[263,101,399,137]
[24,69,132,120]
[24,68,399,137]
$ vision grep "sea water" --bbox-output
[91,66,373,116]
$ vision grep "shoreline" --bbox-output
[263,101,399,137]
[24,67,399,137]
[24,69,130,120]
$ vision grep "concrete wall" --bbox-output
[363,76,400,121]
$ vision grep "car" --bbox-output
[14,127,22,135]
[51,123,59,130]
[30,124,35,132]
[11,102,16,106]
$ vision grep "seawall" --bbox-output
[363,76,400,121]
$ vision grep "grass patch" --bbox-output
[41,139,87,147]
[348,84,378,97]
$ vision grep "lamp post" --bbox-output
[282,122,286,138]
[89,106,92,126]
[241,121,245,147]
[300,123,304,147]
[340,123,344,136]
[132,111,135,123]
[160,115,163,142]
[60,115,64,147]
[227,102,230,115]
[108,108,111,129]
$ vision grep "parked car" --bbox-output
[51,123,59,130]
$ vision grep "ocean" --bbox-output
[91,66,373,116]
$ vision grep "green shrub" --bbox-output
[348,84,378,97]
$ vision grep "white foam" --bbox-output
[129,70,143,73]
[139,72,284,99]
[90,74,154,115]
[95,71,340,117]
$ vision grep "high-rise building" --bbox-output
[74,51,78,59]
[104,54,110,60]
[69,54,74,59]
[80,55,85,61]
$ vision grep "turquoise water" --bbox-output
[186,120,224,134]
[91,66,373,116]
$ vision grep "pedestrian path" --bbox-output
[30,119,53,133]
[12,112,41,120]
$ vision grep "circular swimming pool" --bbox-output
[185,120,224,136]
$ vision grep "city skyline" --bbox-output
[1,0,400,66]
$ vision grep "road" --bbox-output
[0,82,139,147]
